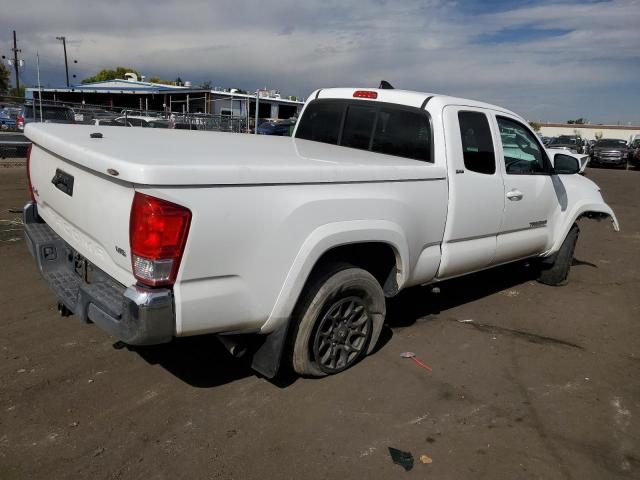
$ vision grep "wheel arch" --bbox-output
[547,202,619,256]
[260,220,410,335]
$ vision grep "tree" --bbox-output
[0,63,10,94]
[528,121,541,132]
[148,76,176,86]
[199,80,212,89]
[9,85,25,98]
[82,67,140,84]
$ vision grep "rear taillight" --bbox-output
[25,144,35,202]
[353,90,378,99]
[17,114,24,128]
[129,192,191,287]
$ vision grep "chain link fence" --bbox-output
[0,95,250,133]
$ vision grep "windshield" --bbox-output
[596,139,627,147]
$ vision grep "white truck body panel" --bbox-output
[142,177,448,335]
[29,146,136,287]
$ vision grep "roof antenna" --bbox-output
[379,80,394,90]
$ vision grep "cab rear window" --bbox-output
[295,99,432,162]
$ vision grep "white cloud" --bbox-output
[1,0,639,122]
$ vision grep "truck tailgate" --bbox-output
[29,144,136,287]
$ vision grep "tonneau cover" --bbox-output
[25,124,442,186]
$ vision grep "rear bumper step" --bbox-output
[23,202,175,345]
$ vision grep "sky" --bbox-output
[1,0,639,124]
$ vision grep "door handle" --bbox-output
[506,189,523,201]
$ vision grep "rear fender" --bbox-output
[261,220,409,334]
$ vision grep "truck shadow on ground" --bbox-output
[131,334,254,388]
[131,259,595,388]
[385,261,538,328]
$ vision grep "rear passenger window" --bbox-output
[341,105,376,150]
[372,107,431,162]
[458,111,495,174]
[295,101,344,145]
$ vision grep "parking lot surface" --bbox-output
[1,165,638,479]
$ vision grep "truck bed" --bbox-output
[25,124,442,186]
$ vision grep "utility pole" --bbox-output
[56,36,69,87]
[12,30,20,91]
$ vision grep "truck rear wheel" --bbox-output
[290,263,386,377]
[537,224,579,286]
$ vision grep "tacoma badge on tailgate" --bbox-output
[51,169,74,196]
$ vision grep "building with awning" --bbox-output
[25,77,304,121]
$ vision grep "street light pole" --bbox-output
[56,36,69,87]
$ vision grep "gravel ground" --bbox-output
[0,165,638,479]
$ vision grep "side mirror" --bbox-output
[554,153,580,174]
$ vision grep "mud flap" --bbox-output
[249,323,290,378]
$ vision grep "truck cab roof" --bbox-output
[313,87,521,119]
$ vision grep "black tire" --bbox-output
[290,263,386,377]
[537,224,579,286]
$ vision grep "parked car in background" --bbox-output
[91,118,128,127]
[75,108,119,124]
[257,118,297,136]
[548,135,583,154]
[114,116,171,128]
[629,139,640,169]
[590,138,629,169]
[17,104,76,131]
[119,109,164,118]
[0,109,17,130]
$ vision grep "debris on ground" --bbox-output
[419,454,433,464]
[388,447,414,471]
[92,447,105,457]
[500,289,520,297]
[457,319,474,323]
[400,352,433,372]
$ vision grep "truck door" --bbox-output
[492,114,557,264]
[437,106,504,278]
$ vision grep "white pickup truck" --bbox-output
[23,87,618,377]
